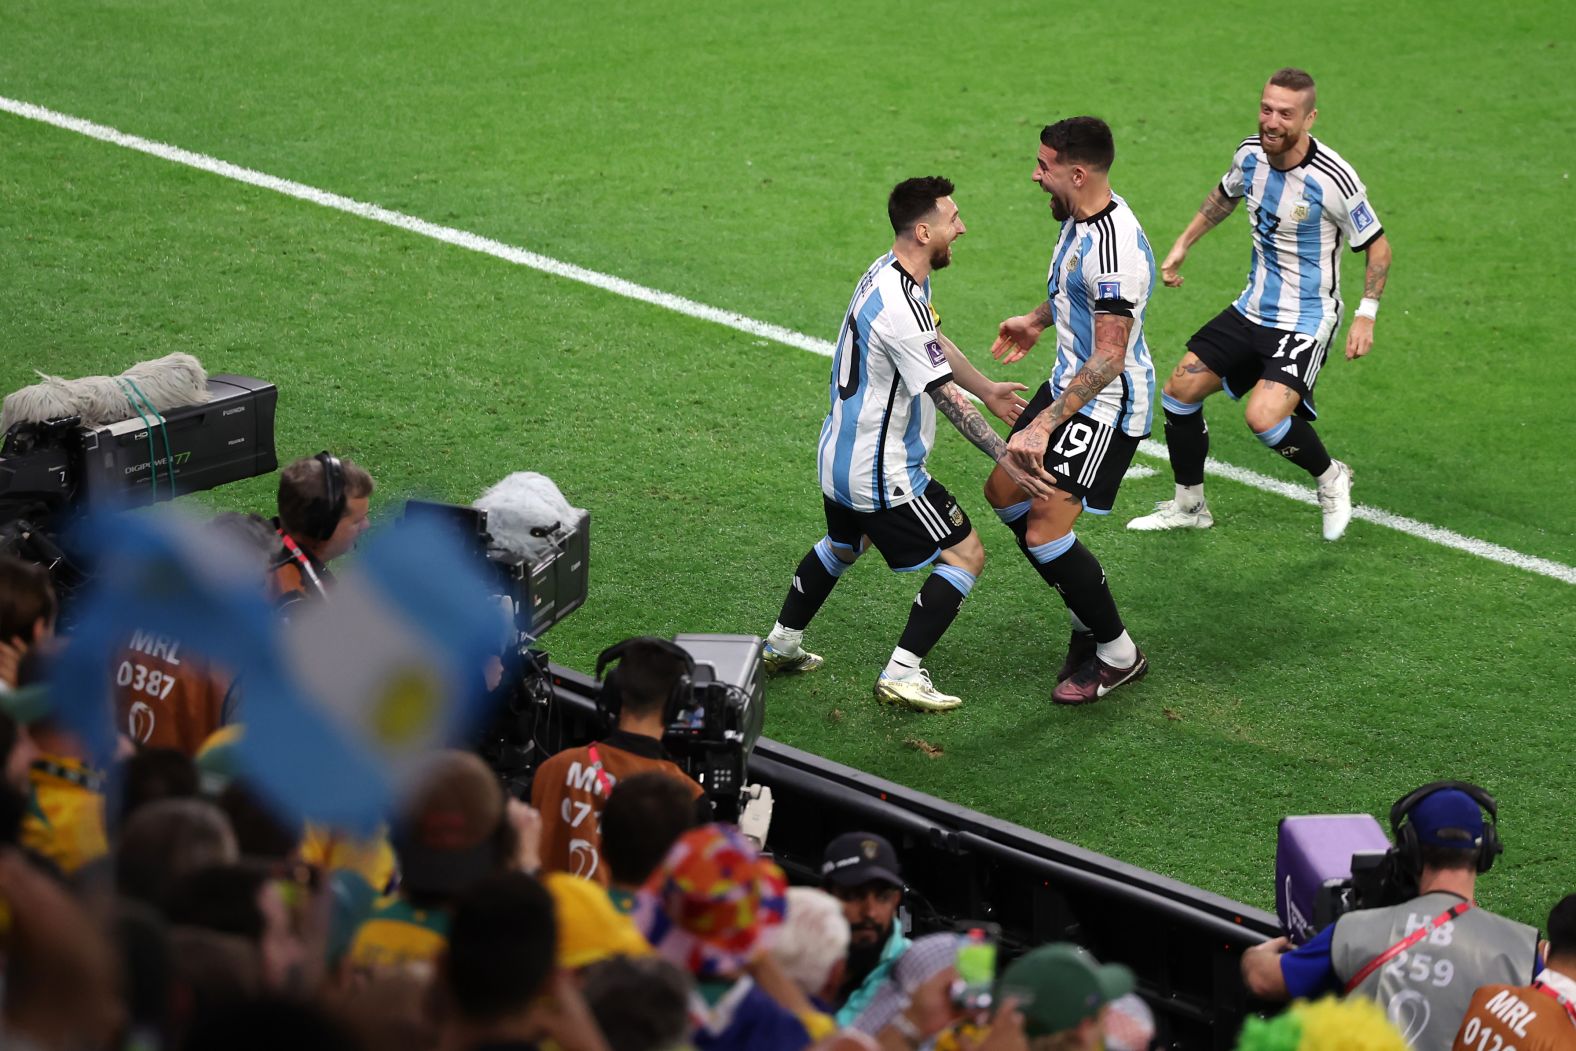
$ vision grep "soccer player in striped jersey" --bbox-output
[1130,67,1393,541]
[988,117,1158,705]
[761,177,1055,712]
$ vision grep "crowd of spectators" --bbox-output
[0,454,1571,1051]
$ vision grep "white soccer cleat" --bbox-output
[1318,460,1355,541]
[763,642,824,674]
[873,668,962,712]
[1126,499,1214,532]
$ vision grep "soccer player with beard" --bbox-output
[1129,67,1393,541]
[988,117,1158,704]
[761,176,1055,712]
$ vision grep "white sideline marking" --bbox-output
[3,94,1572,586]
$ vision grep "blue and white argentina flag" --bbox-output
[52,509,504,832]
[245,516,505,831]
[1221,135,1384,338]
[1043,194,1158,439]
[817,252,954,512]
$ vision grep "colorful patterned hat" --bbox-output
[633,823,788,978]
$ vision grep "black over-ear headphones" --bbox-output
[1389,780,1502,876]
[303,450,347,541]
[594,636,694,730]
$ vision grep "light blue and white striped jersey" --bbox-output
[817,253,953,512]
[1044,194,1158,439]
[1222,135,1384,339]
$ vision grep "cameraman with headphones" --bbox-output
[531,637,706,885]
[270,450,374,608]
[1243,782,1542,1051]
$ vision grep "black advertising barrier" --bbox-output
[547,664,1276,1049]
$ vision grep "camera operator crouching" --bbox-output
[269,451,373,611]
[530,638,708,885]
[1243,783,1542,1051]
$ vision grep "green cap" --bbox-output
[0,683,54,726]
[999,942,1135,1036]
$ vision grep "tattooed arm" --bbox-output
[1345,233,1391,360]
[1003,314,1131,476]
[930,380,1055,497]
[1161,185,1242,288]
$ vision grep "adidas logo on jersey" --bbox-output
[1054,462,1073,475]
[1280,363,1299,377]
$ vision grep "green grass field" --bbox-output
[4,1,1572,925]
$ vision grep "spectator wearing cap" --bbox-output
[1450,892,1576,1051]
[346,750,530,977]
[544,871,652,971]
[850,932,963,1048]
[989,942,1135,1051]
[1243,784,1540,1051]
[635,823,809,1051]
[822,831,911,1024]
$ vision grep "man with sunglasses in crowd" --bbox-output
[821,831,910,1025]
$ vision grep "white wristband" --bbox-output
[1356,297,1380,321]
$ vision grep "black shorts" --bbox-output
[823,479,972,572]
[1185,306,1331,420]
[1009,387,1141,515]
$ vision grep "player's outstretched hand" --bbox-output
[1002,429,1057,499]
[982,381,1030,426]
[1161,245,1187,287]
[991,315,1041,364]
[1345,317,1374,360]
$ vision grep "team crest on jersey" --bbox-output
[1292,202,1310,221]
[948,502,964,527]
[1065,252,1080,274]
[1097,280,1121,299]
[1352,202,1375,231]
[925,339,945,366]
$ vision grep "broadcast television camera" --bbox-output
[1,375,279,595]
[401,498,588,642]
[1275,814,1409,943]
[654,633,767,815]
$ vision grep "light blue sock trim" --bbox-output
[1162,393,1203,415]
[995,500,1031,524]
[931,562,977,596]
[814,537,852,577]
[1254,418,1293,446]
[1027,531,1077,564]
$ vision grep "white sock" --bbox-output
[1317,461,1342,486]
[768,623,804,651]
[1096,631,1139,669]
[1069,610,1090,633]
[883,647,924,680]
[1175,483,1205,510]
